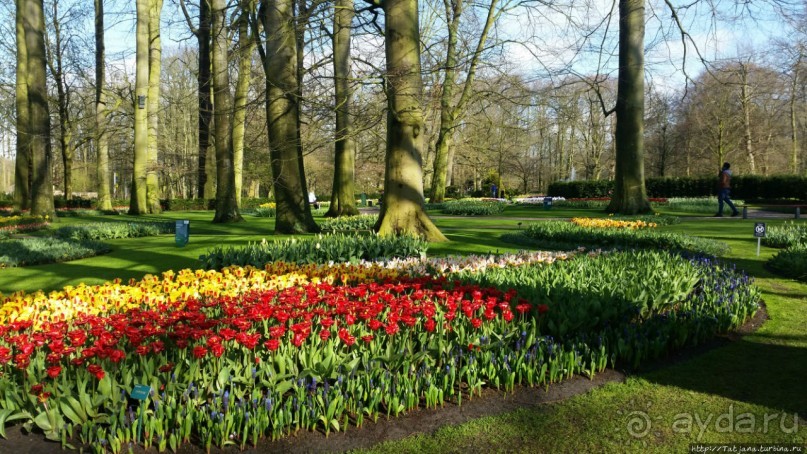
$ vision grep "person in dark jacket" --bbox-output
[715,162,739,217]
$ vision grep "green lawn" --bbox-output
[1,207,805,452]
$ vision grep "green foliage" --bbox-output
[320,215,377,232]
[0,237,111,267]
[762,221,807,248]
[768,244,807,281]
[502,220,729,256]
[613,214,680,225]
[454,251,758,367]
[199,233,428,269]
[552,199,610,209]
[454,251,700,338]
[250,206,276,217]
[0,215,50,235]
[661,197,746,214]
[441,199,507,216]
[55,209,122,217]
[55,221,174,241]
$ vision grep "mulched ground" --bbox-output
[0,305,769,454]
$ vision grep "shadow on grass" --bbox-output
[642,336,807,418]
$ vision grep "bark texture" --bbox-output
[376,0,446,241]
[326,0,359,217]
[606,0,650,215]
[130,0,149,214]
[262,0,319,234]
[24,0,55,218]
[14,0,31,212]
[211,0,243,223]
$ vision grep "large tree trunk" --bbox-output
[14,0,31,212]
[233,0,256,208]
[262,0,319,234]
[130,0,149,214]
[146,0,164,213]
[606,0,650,215]
[95,0,112,210]
[211,0,243,223]
[376,0,446,241]
[195,0,213,199]
[24,0,55,218]
[325,0,359,217]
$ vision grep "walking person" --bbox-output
[715,162,739,217]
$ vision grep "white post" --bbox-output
[757,237,761,257]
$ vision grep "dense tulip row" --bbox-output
[570,217,658,229]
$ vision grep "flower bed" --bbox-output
[0,251,758,452]
[570,217,657,229]
[0,215,50,237]
[502,220,728,257]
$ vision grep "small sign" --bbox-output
[138,95,146,109]
[130,384,151,401]
[175,220,190,247]
[754,222,766,238]
[543,197,553,210]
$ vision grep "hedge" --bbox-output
[549,175,807,201]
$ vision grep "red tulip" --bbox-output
[47,365,62,379]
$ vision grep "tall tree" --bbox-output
[429,0,499,203]
[24,0,55,218]
[130,0,149,214]
[325,0,359,217]
[46,0,75,201]
[95,0,112,210]
[233,0,257,208]
[179,0,213,199]
[13,0,31,212]
[146,0,164,212]
[211,0,242,222]
[606,0,650,214]
[374,0,446,240]
[260,0,319,233]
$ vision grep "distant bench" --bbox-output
[739,204,807,219]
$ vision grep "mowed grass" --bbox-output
[1,206,805,452]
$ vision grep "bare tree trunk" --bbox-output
[211,0,243,223]
[146,0,164,213]
[24,0,55,218]
[790,57,801,174]
[376,0,446,241]
[14,0,31,212]
[233,0,256,208]
[131,0,149,214]
[49,0,74,202]
[95,0,112,210]
[606,0,650,214]
[739,63,755,174]
[430,0,498,203]
[185,0,213,199]
[262,0,319,233]
[325,0,359,217]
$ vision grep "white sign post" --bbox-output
[754,222,766,256]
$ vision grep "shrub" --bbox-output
[762,221,807,248]
[0,237,110,267]
[199,233,428,269]
[441,199,506,216]
[55,221,174,241]
[320,214,377,232]
[767,244,807,281]
[502,220,729,256]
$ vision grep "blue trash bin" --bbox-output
[543,197,553,210]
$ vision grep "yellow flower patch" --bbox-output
[571,217,657,229]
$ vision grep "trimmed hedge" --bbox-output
[549,175,807,200]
